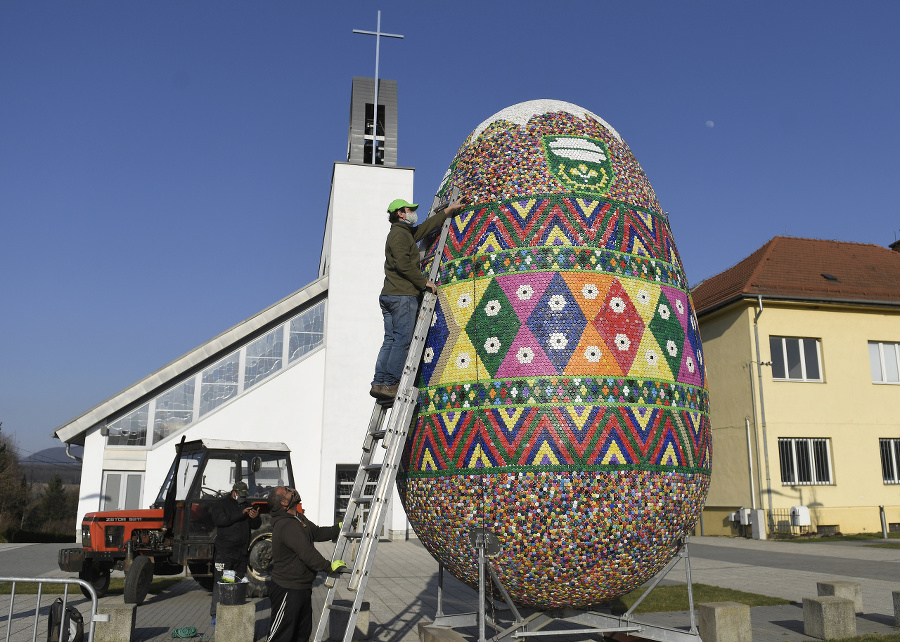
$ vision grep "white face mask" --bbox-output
[404,211,418,226]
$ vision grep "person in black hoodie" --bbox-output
[266,485,345,642]
[209,481,261,623]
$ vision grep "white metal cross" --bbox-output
[353,11,404,164]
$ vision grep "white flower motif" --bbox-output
[666,340,678,357]
[484,337,501,354]
[423,347,434,364]
[548,332,568,350]
[686,356,696,373]
[457,293,472,309]
[455,352,471,369]
[615,334,631,351]
[658,304,671,320]
[637,290,650,305]
[484,299,501,317]
[516,284,534,301]
[610,297,626,314]
[646,350,658,366]
[698,350,704,366]
[516,347,535,364]
[584,346,602,362]
[431,313,438,327]
[675,299,685,315]
[549,294,567,311]
[582,283,599,300]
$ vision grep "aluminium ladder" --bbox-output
[313,188,459,642]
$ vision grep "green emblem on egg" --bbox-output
[542,135,614,194]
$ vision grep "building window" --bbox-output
[334,465,378,529]
[769,337,822,381]
[880,439,900,484]
[105,300,326,448]
[869,342,900,384]
[101,471,144,511]
[778,438,832,485]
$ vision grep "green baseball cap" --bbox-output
[387,198,418,214]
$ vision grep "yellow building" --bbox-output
[692,236,900,536]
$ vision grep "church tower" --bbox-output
[347,77,398,166]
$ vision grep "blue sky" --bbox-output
[2,1,898,457]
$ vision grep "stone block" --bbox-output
[817,581,863,613]
[94,602,136,642]
[803,596,856,640]
[329,600,371,640]
[418,622,469,642]
[697,601,752,642]
[216,601,256,642]
[893,590,900,627]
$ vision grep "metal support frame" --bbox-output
[430,537,701,642]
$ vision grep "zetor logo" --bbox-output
[542,135,614,194]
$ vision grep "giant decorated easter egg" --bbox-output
[397,100,710,609]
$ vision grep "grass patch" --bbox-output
[831,636,900,642]
[600,583,790,614]
[0,577,184,595]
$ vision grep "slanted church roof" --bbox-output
[691,236,900,316]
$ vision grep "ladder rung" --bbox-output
[363,464,382,472]
[341,531,363,540]
[328,604,353,613]
[353,496,374,504]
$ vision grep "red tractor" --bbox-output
[58,438,294,604]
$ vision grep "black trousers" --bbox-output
[267,582,312,642]
[210,549,249,617]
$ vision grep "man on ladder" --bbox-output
[370,195,469,401]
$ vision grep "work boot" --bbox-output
[380,384,399,399]
[369,385,384,399]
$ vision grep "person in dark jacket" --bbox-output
[266,486,345,642]
[370,195,469,401]
[209,481,260,623]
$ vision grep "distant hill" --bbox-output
[21,447,82,485]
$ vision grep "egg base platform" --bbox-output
[429,533,701,642]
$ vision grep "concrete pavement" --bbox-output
[1,536,898,641]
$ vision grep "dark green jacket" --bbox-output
[270,510,339,590]
[381,212,450,296]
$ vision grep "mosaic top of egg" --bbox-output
[398,100,711,608]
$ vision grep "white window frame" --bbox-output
[778,437,833,485]
[869,342,900,384]
[769,336,823,382]
[880,439,900,484]
[100,471,145,511]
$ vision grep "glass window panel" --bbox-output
[245,328,283,389]
[870,343,884,382]
[103,473,121,511]
[803,339,820,380]
[289,301,326,363]
[770,337,786,379]
[786,339,803,380]
[881,440,895,483]
[795,440,812,483]
[813,439,830,483]
[154,379,195,444]
[107,404,148,446]
[125,474,142,509]
[200,352,240,416]
[885,344,900,383]
[778,439,794,483]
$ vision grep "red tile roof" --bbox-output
[691,236,900,315]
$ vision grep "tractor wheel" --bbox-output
[124,555,154,605]
[188,562,215,591]
[245,525,274,597]
[78,562,111,599]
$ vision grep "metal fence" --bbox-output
[0,576,109,642]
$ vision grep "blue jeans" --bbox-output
[372,294,419,386]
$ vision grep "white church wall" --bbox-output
[318,163,416,535]
[142,348,329,521]
[74,427,107,538]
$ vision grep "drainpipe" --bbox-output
[745,417,756,509]
[752,295,774,529]
[64,443,82,462]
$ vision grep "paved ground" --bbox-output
[1,536,899,641]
